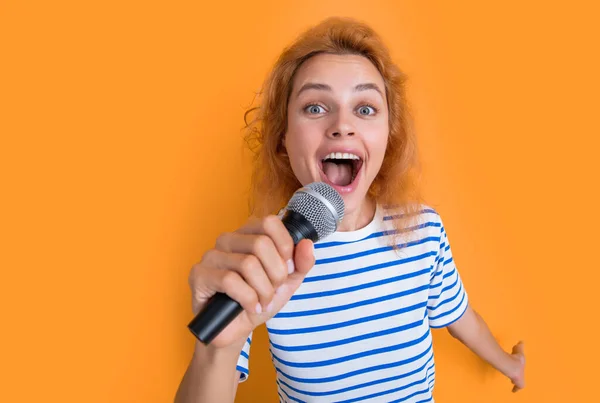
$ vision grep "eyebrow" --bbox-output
[296,82,384,98]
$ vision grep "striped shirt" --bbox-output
[236,205,469,402]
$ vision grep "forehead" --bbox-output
[291,53,385,95]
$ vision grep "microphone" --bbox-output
[188,182,345,344]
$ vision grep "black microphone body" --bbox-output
[188,179,349,345]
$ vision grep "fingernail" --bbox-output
[287,259,295,274]
[255,302,262,314]
[266,300,275,312]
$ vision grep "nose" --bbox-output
[326,111,355,138]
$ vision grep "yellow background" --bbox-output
[1,1,599,402]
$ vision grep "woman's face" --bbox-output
[285,53,389,222]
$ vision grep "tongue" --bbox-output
[323,161,352,186]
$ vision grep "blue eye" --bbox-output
[358,105,377,115]
[305,104,326,114]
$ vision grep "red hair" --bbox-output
[244,17,424,239]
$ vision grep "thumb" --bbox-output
[266,239,315,312]
[291,239,316,276]
[281,239,315,293]
[512,341,525,357]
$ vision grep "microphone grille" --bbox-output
[285,182,345,240]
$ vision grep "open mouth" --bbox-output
[320,152,364,188]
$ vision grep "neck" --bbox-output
[337,197,376,232]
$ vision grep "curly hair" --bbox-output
[244,17,425,241]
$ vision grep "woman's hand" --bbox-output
[509,341,526,392]
[188,215,316,350]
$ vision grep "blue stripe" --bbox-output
[316,236,440,265]
[429,292,467,322]
[236,365,248,375]
[428,281,463,311]
[272,329,430,368]
[240,350,249,360]
[276,354,435,397]
[292,268,431,300]
[388,388,431,403]
[429,280,443,289]
[427,366,436,388]
[443,256,454,266]
[270,319,423,352]
[429,300,469,329]
[430,266,443,278]
[315,221,441,248]
[274,284,429,318]
[268,301,427,335]
[246,336,251,345]
[275,343,433,384]
[383,208,437,221]
[277,391,284,403]
[278,384,305,403]
[442,267,455,279]
[430,266,456,288]
[305,252,436,283]
[415,398,433,403]
[339,362,435,402]
[343,377,432,403]
[428,272,458,300]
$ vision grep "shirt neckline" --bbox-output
[316,203,383,244]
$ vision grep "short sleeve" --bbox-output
[427,216,469,328]
[235,332,252,382]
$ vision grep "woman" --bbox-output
[175,17,525,403]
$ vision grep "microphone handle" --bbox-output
[188,210,318,344]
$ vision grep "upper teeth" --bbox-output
[323,152,360,160]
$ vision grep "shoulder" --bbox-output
[379,203,443,228]
[375,204,446,251]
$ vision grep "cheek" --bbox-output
[285,114,302,152]
[284,119,324,184]
[285,117,321,157]
[367,127,390,166]
[284,127,311,179]
[284,129,304,164]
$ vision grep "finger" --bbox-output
[291,239,315,276]
[271,240,316,303]
[237,215,295,264]
[513,381,524,392]
[512,341,525,361]
[203,249,275,308]
[216,232,288,288]
[199,266,261,316]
